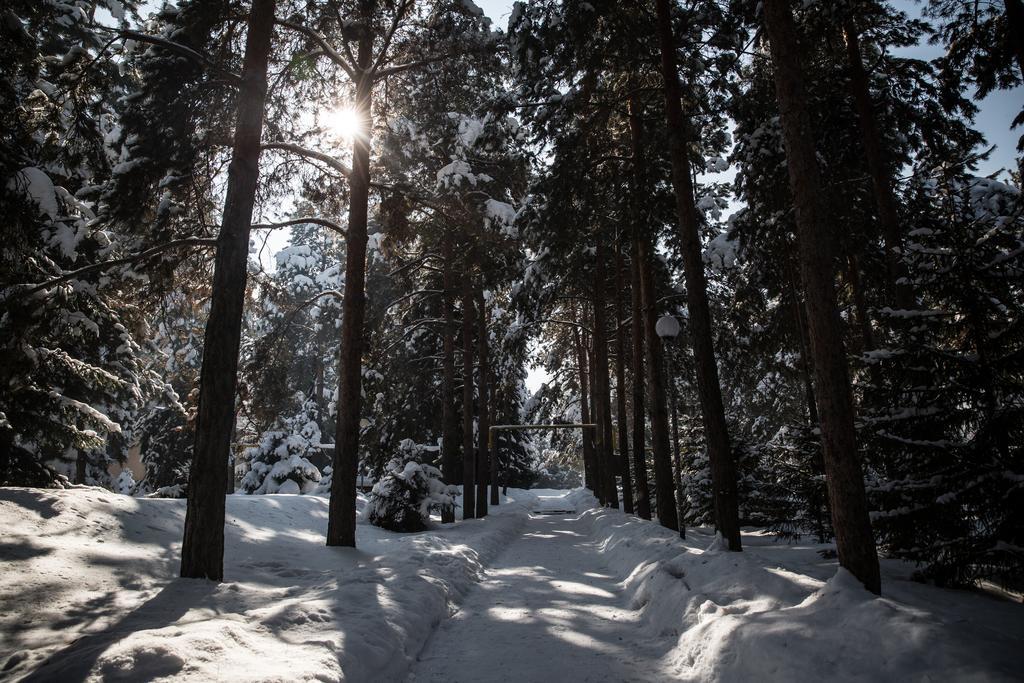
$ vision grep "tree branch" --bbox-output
[274,18,356,79]
[90,26,242,85]
[253,217,346,237]
[9,238,217,301]
[374,53,451,80]
[262,142,352,177]
[369,0,415,77]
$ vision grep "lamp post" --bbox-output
[656,315,686,539]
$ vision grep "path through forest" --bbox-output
[412,492,670,682]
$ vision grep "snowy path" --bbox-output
[412,493,669,682]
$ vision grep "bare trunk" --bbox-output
[639,237,678,532]
[764,0,881,594]
[786,263,820,426]
[1005,0,1024,90]
[614,242,635,514]
[181,0,275,579]
[490,385,500,506]
[440,233,458,522]
[461,263,476,520]
[843,20,914,310]
[327,24,374,548]
[587,324,606,505]
[592,238,619,508]
[575,324,596,492]
[666,346,686,538]
[654,0,741,550]
[846,254,876,355]
[627,92,652,521]
[475,280,490,518]
[75,451,87,485]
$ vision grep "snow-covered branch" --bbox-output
[91,26,242,85]
[253,217,346,237]
[8,238,217,301]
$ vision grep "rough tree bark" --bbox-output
[327,19,374,548]
[575,323,596,492]
[461,262,476,520]
[475,280,490,518]
[181,0,275,579]
[614,242,635,514]
[592,237,619,508]
[639,237,678,532]
[627,91,652,521]
[764,0,882,594]
[440,232,459,522]
[653,0,741,550]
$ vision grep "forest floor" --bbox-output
[1,487,1021,682]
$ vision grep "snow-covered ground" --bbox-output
[1,487,1021,682]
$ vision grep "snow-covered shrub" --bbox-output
[240,396,322,494]
[147,484,185,498]
[313,465,332,494]
[113,469,136,495]
[367,440,455,532]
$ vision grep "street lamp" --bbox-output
[656,314,686,539]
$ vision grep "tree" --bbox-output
[0,0,167,488]
[181,0,277,581]
[762,0,881,594]
[653,0,741,549]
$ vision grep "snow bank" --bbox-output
[0,487,537,681]
[569,490,1023,682]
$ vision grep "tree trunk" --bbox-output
[475,280,490,518]
[461,262,476,520]
[575,323,596,493]
[614,242,635,514]
[786,263,821,426]
[666,345,686,538]
[1004,0,1024,83]
[846,254,876,355]
[654,0,741,550]
[764,0,881,595]
[843,20,914,311]
[592,238,619,508]
[75,451,87,485]
[490,385,500,506]
[181,0,275,579]
[639,237,678,532]
[440,233,459,523]
[327,24,374,548]
[627,92,652,521]
[587,324,607,505]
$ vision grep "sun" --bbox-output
[324,105,363,141]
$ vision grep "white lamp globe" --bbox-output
[655,315,681,339]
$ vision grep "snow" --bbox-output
[436,159,479,189]
[483,198,519,236]
[1,488,1020,681]
[10,167,59,220]
[703,230,738,270]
